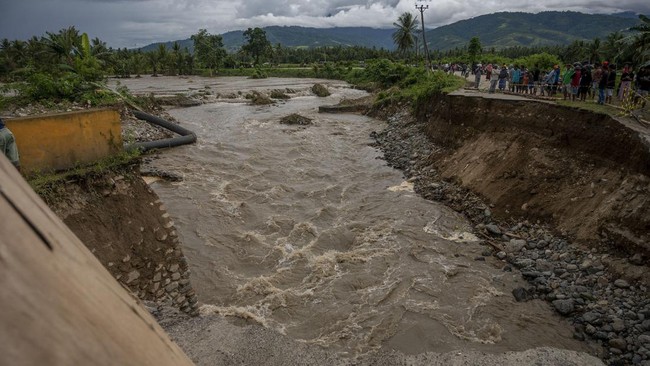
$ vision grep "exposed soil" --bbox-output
[46,163,197,313]
[410,94,649,254]
[366,93,650,365]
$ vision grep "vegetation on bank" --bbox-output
[27,149,141,203]
[0,13,645,113]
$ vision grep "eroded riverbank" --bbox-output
[109,76,605,361]
[371,92,650,365]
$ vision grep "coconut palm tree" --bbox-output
[41,26,81,66]
[392,12,418,58]
[601,31,624,64]
[587,38,601,64]
[627,14,650,65]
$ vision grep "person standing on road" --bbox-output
[591,63,603,100]
[606,64,617,104]
[570,64,581,101]
[562,64,575,100]
[474,64,482,89]
[618,63,634,100]
[579,64,592,101]
[489,64,499,93]
[636,64,650,97]
[598,64,609,105]
[0,118,20,171]
[545,65,561,96]
[498,64,509,92]
[511,66,521,92]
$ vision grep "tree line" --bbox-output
[393,13,649,70]
[0,14,646,105]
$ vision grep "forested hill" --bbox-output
[138,11,640,52]
[222,27,395,51]
[139,27,394,53]
[427,11,641,50]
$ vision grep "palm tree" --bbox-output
[146,51,159,76]
[587,38,601,63]
[627,14,650,65]
[601,31,624,64]
[41,26,81,66]
[392,12,418,58]
[156,44,169,75]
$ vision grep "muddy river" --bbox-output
[114,76,586,356]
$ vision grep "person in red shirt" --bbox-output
[570,64,582,101]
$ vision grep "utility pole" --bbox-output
[416,3,431,72]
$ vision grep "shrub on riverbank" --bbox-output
[349,60,464,110]
[28,149,141,204]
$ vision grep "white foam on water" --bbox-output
[387,181,414,192]
[423,221,480,243]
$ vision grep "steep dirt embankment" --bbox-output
[416,94,649,255]
[47,164,199,315]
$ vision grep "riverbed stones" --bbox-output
[614,279,631,288]
[165,281,179,292]
[126,270,140,284]
[311,84,330,97]
[506,239,526,253]
[346,97,650,365]
[280,113,312,125]
[512,287,531,302]
[485,224,501,235]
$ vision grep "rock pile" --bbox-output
[371,109,650,365]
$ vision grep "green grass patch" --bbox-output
[28,149,141,203]
[556,100,622,116]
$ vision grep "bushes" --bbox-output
[4,70,124,108]
[346,59,411,89]
[249,67,268,79]
[346,59,464,110]
[513,52,562,70]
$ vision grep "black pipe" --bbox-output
[126,110,197,152]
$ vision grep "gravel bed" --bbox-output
[371,110,650,366]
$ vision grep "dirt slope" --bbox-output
[414,94,649,255]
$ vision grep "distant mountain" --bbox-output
[138,26,394,53]
[222,26,395,51]
[138,11,640,53]
[426,11,640,50]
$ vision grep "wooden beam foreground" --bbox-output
[0,154,193,366]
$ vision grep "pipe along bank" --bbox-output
[126,110,197,152]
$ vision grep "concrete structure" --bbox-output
[0,154,193,366]
[5,108,122,174]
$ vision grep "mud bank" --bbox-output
[46,164,199,315]
[370,94,650,365]
[414,93,649,254]
[152,306,602,366]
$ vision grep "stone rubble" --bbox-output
[371,109,650,366]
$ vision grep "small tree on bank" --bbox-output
[241,27,271,66]
[468,36,482,67]
[191,29,226,76]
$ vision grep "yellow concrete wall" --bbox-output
[5,108,122,173]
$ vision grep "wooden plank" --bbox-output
[0,154,193,366]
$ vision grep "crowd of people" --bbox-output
[445,62,650,105]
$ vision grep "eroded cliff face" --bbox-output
[413,94,649,255]
[47,164,199,315]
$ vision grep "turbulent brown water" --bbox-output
[116,76,587,356]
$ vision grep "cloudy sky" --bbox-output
[1,0,648,48]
